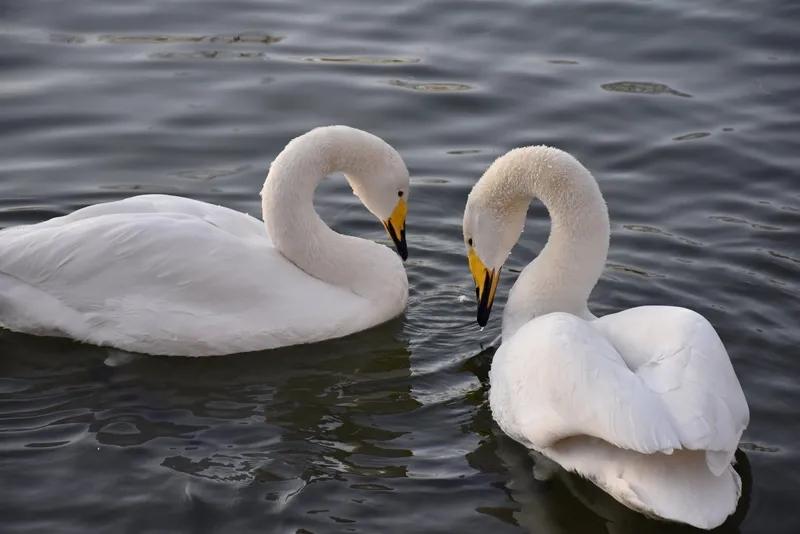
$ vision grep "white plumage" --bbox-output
[0,126,410,356]
[464,146,749,529]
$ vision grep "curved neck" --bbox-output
[502,148,610,338]
[260,126,397,298]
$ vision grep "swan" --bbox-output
[462,146,749,529]
[0,125,410,356]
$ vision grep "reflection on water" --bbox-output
[607,262,665,279]
[601,81,692,98]
[172,165,251,182]
[303,56,421,65]
[673,132,711,142]
[447,149,482,155]
[622,224,704,247]
[0,321,425,528]
[48,34,87,44]
[98,34,283,45]
[708,215,783,232]
[149,51,269,61]
[388,79,473,92]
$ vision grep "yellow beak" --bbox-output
[383,198,408,260]
[468,247,500,326]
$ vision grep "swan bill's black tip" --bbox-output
[386,220,408,261]
[477,303,491,327]
[476,268,496,326]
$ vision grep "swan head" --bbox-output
[463,203,527,326]
[346,145,410,261]
[462,153,531,326]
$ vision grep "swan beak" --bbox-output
[383,198,408,260]
[468,247,500,326]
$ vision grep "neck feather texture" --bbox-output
[260,126,404,300]
[492,147,610,339]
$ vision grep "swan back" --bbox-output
[0,195,381,355]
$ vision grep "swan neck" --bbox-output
[503,148,610,338]
[260,126,396,297]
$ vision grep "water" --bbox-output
[1,0,799,532]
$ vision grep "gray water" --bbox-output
[1,0,799,532]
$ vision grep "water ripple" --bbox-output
[303,56,421,65]
[601,81,692,97]
[98,33,283,45]
[388,79,472,92]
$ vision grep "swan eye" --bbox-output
[468,238,473,246]
[398,191,404,197]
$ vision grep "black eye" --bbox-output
[468,238,473,246]
[398,191,404,197]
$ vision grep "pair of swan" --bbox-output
[0,126,748,529]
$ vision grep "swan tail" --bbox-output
[542,436,741,529]
[706,448,736,476]
[0,272,90,339]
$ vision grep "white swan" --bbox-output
[0,126,410,356]
[462,146,749,529]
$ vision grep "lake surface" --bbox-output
[1,0,799,532]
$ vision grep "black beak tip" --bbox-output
[475,269,495,327]
[387,222,408,261]
[398,242,408,261]
[477,305,491,327]
[393,232,407,261]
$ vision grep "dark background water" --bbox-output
[1,0,799,532]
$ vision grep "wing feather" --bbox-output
[594,306,749,473]
[489,307,749,472]
[490,312,683,455]
[0,194,369,355]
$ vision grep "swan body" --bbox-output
[463,147,749,529]
[0,126,410,356]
